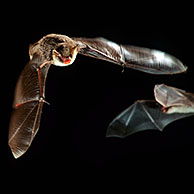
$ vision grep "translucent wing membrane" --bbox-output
[9,101,43,158]
[8,55,51,158]
[106,100,194,138]
[74,37,187,74]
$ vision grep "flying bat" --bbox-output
[8,34,188,158]
[106,84,194,138]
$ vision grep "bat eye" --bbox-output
[56,45,70,57]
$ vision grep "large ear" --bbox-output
[29,42,40,59]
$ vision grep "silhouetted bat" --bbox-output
[106,84,194,138]
[8,34,188,158]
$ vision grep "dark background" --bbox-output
[5,3,194,186]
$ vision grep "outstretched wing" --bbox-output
[106,100,194,138]
[154,84,194,109]
[8,54,51,158]
[74,37,187,74]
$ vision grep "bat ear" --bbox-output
[29,42,40,59]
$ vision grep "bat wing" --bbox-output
[73,37,187,74]
[154,84,194,109]
[8,54,51,158]
[106,100,194,138]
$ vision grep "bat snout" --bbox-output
[52,43,79,67]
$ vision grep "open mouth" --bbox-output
[61,56,72,64]
[53,50,72,65]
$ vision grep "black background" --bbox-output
[5,2,194,187]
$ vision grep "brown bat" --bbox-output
[8,34,188,158]
[106,84,194,138]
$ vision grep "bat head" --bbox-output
[52,43,78,67]
[29,34,78,66]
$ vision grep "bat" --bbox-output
[8,34,188,158]
[106,84,194,138]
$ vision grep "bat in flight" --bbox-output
[106,84,194,138]
[8,34,187,158]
